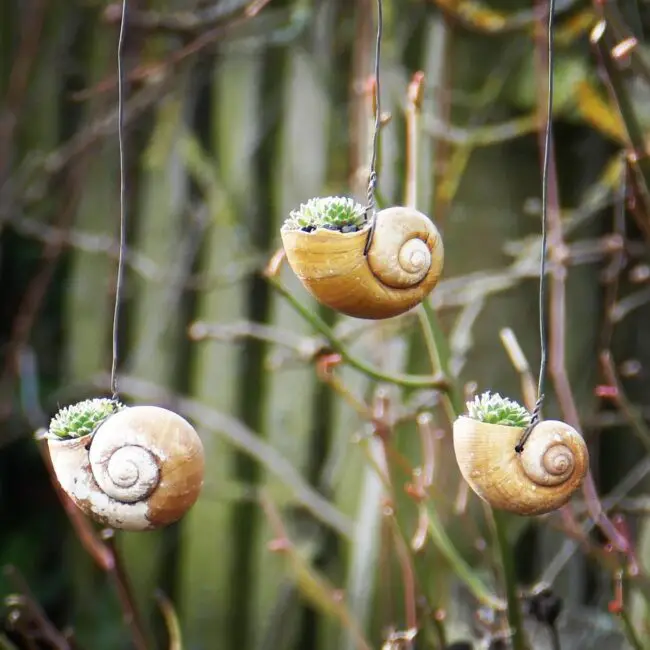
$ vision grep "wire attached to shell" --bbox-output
[362,0,383,256]
[514,0,557,455]
[41,0,205,531]
[449,0,591,517]
[453,392,589,516]
[279,0,445,321]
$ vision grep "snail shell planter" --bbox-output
[453,392,589,516]
[280,197,444,320]
[44,398,205,531]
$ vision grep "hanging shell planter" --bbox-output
[44,398,205,531]
[280,197,444,320]
[452,392,589,516]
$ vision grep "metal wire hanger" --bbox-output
[363,0,383,256]
[360,0,554,450]
[515,0,556,453]
[110,0,129,404]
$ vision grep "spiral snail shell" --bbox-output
[46,400,204,531]
[280,201,444,320]
[452,417,589,516]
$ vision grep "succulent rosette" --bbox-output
[465,391,532,428]
[46,398,124,440]
[283,196,368,233]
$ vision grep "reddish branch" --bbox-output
[532,0,629,553]
[38,441,150,650]
[0,0,49,180]
[72,0,273,102]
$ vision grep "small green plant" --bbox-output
[466,391,531,427]
[47,398,124,439]
[283,196,367,232]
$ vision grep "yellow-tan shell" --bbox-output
[280,206,444,319]
[452,417,589,516]
[47,405,205,531]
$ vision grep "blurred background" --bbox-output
[2,0,650,649]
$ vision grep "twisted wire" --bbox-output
[363,0,383,256]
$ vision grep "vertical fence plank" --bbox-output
[250,25,334,648]
[64,44,116,390]
[335,5,422,645]
[61,17,122,647]
[117,81,195,643]
[176,50,262,650]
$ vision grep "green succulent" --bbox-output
[283,196,367,231]
[466,391,531,427]
[47,398,125,440]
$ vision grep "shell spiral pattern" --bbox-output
[366,208,438,289]
[518,421,585,491]
[520,440,575,487]
[90,441,160,503]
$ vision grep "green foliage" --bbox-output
[283,196,367,231]
[466,391,531,427]
[47,398,124,439]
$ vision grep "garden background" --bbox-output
[2,1,650,649]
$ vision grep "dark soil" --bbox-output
[299,223,364,233]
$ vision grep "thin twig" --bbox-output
[0,76,173,228]
[618,607,648,650]
[100,530,150,650]
[38,440,115,571]
[0,0,49,180]
[5,210,263,288]
[0,162,87,415]
[539,456,650,586]
[103,0,254,34]
[600,350,650,454]
[265,274,449,391]
[532,0,629,553]
[87,372,353,538]
[72,0,274,101]
[590,20,650,219]
[489,510,529,650]
[499,327,537,412]
[427,0,581,34]
[154,591,183,650]
[258,492,373,650]
[370,389,418,646]
[3,566,71,650]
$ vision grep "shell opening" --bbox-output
[94,445,160,504]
